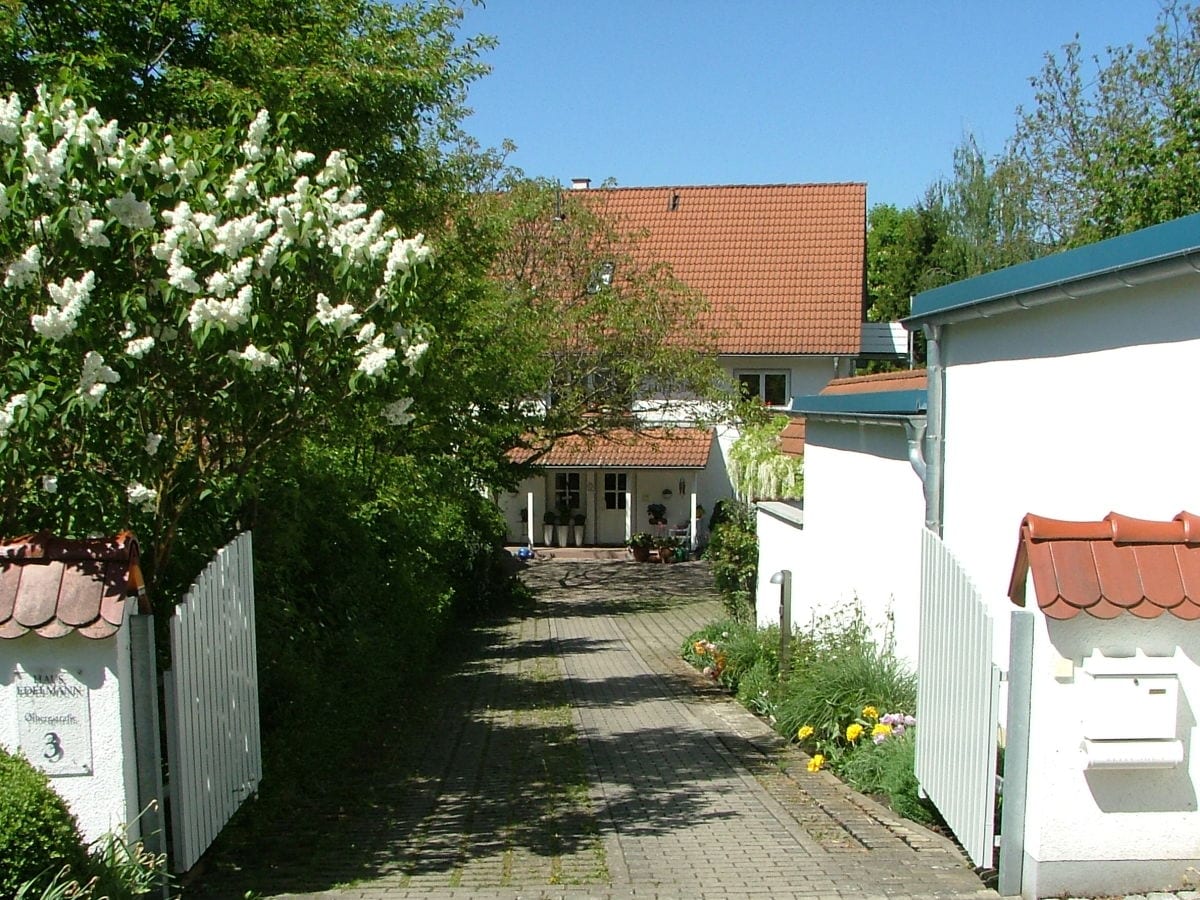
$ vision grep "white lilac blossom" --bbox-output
[41,474,57,493]
[0,185,9,221]
[5,244,41,288]
[106,191,154,229]
[314,293,361,334]
[240,110,270,161]
[316,150,348,186]
[403,341,428,375]
[126,481,157,513]
[0,93,20,144]
[291,150,315,168]
[355,333,394,377]
[144,433,162,456]
[382,396,414,426]
[167,248,201,293]
[125,336,155,358]
[0,392,28,437]
[383,233,430,283]
[227,343,280,371]
[187,283,253,331]
[70,202,109,247]
[32,270,96,340]
[77,350,119,407]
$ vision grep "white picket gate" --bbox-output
[915,528,1001,869]
[164,532,262,872]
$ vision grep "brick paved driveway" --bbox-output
[189,559,998,900]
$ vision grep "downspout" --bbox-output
[904,418,927,482]
[922,323,945,536]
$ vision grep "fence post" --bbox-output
[999,609,1034,897]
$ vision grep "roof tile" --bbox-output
[583,184,866,356]
[511,427,713,469]
[0,533,146,639]
[1009,512,1200,620]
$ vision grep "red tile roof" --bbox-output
[585,183,866,356]
[779,420,806,457]
[821,369,927,395]
[1009,512,1200,620]
[0,532,147,639]
[511,427,713,469]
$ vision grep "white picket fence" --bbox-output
[164,532,262,872]
[915,528,1001,868]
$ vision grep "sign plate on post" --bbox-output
[14,667,93,776]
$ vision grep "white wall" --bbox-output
[933,271,1200,897]
[766,420,925,665]
[1016,605,1200,897]
[719,354,851,408]
[0,624,140,844]
[756,501,805,627]
[940,274,1200,650]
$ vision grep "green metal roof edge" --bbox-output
[907,211,1200,322]
[790,389,927,417]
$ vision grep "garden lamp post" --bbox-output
[770,569,792,676]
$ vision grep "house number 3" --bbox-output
[43,732,64,763]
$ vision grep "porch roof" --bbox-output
[1009,512,1200,620]
[511,427,713,469]
[0,532,148,639]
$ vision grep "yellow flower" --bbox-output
[693,641,707,656]
[797,725,814,741]
[807,753,826,772]
[872,723,892,738]
[846,723,864,742]
[862,705,879,720]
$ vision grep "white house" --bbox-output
[904,211,1200,898]
[500,181,908,546]
[756,369,927,666]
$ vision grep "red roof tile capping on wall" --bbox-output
[820,369,928,396]
[1008,512,1200,620]
[0,532,148,639]
[586,184,866,356]
[509,427,714,468]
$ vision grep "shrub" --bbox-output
[703,500,757,622]
[838,730,935,824]
[0,748,88,896]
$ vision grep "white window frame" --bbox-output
[734,369,790,407]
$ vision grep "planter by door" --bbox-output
[573,525,584,546]
[555,524,569,547]
[543,525,553,546]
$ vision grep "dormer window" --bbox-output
[587,261,615,294]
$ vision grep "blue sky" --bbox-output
[458,1,1166,209]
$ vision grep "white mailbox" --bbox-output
[1079,652,1184,769]
[1083,674,1178,741]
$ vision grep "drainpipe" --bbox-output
[903,418,927,482]
[923,323,945,536]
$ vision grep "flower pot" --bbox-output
[573,525,584,546]
[631,546,650,562]
[555,524,569,547]
[543,525,554,546]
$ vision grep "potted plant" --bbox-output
[572,512,585,547]
[554,502,570,548]
[647,502,667,527]
[627,531,654,562]
[654,535,679,563]
[543,510,557,546]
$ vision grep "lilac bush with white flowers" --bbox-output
[0,85,433,588]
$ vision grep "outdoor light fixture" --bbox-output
[771,569,793,675]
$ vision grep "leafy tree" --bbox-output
[0,0,493,225]
[1008,1,1200,244]
[470,177,731,467]
[0,89,431,592]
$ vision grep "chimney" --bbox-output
[570,177,591,190]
